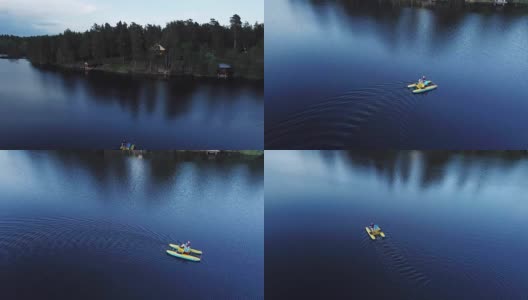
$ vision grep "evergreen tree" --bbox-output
[0,15,264,78]
[230,14,242,50]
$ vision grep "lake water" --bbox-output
[0,59,263,149]
[0,151,264,299]
[265,150,528,299]
[265,0,528,149]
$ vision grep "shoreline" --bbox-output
[35,60,263,81]
[331,0,528,9]
[172,150,264,157]
[0,56,263,81]
[386,0,528,4]
[106,150,264,159]
[411,0,528,8]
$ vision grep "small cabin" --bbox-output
[150,44,166,56]
[217,63,233,79]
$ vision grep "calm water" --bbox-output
[266,150,528,299]
[0,59,263,149]
[0,151,263,299]
[265,0,528,149]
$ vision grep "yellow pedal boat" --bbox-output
[365,226,386,240]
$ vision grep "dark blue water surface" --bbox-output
[265,0,528,149]
[0,59,263,149]
[0,151,263,299]
[265,150,528,299]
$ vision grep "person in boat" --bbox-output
[417,75,427,89]
[122,141,131,150]
[369,223,381,233]
[422,75,431,86]
[180,241,192,254]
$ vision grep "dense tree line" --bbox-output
[0,35,27,58]
[0,15,264,78]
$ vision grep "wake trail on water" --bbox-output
[361,234,431,300]
[265,82,422,148]
[359,225,523,300]
[0,215,181,266]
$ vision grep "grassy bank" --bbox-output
[466,0,528,3]
[109,150,264,160]
[348,0,528,7]
[43,59,263,80]
[230,150,264,156]
[76,51,263,80]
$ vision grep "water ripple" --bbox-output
[0,215,175,266]
[364,234,431,298]
[266,82,426,148]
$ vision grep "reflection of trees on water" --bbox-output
[25,150,128,189]
[22,151,263,205]
[335,151,528,191]
[300,0,528,11]
[32,65,263,121]
[292,0,526,56]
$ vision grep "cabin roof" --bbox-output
[151,44,166,51]
[218,63,232,69]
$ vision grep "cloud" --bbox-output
[0,0,96,33]
[0,12,45,35]
[34,20,61,26]
[0,0,96,18]
[0,0,263,35]
[32,20,63,32]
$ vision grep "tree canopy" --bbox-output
[0,15,264,78]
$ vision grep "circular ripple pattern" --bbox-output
[0,215,182,266]
[266,82,428,149]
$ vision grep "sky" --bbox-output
[0,0,264,36]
